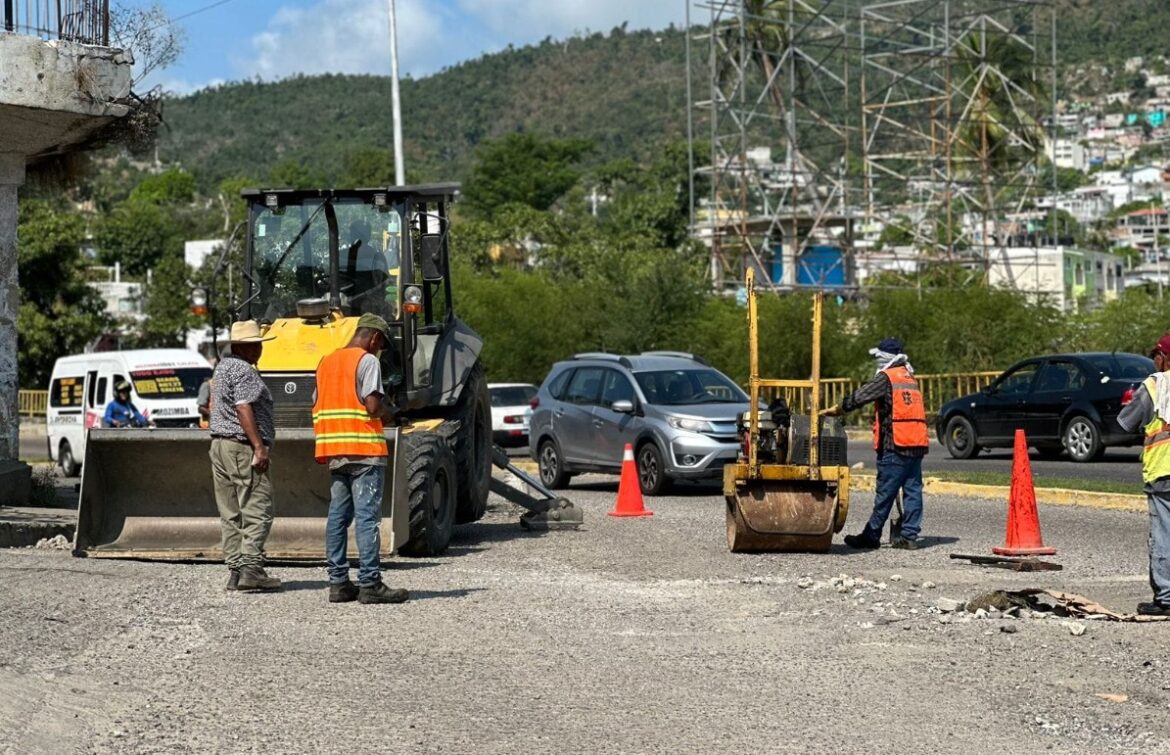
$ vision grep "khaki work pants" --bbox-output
[209,439,274,568]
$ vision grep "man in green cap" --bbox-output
[311,313,408,605]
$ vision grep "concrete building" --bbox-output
[0,5,132,501]
[1047,138,1087,171]
[1114,207,1170,251]
[989,246,1126,311]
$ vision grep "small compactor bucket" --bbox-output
[74,428,408,559]
[724,270,851,553]
[725,416,849,553]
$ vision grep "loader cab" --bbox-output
[240,185,462,415]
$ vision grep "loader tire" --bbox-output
[398,432,456,557]
[449,362,491,524]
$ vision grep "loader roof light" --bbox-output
[264,193,279,209]
[403,285,423,314]
[374,192,387,207]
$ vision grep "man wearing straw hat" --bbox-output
[209,320,281,593]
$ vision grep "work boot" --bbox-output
[890,537,920,551]
[1137,601,1170,616]
[843,533,880,550]
[236,565,282,592]
[358,581,409,604]
[328,581,360,604]
[225,568,240,592]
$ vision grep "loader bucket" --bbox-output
[74,428,408,560]
[725,476,841,554]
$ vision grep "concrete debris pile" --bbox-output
[33,534,70,550]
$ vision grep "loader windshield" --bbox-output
[251,198,403,322]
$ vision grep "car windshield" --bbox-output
[250,197,403,322]
[634,369,747,405]
[1083,354,1155,380]
[490,386,537,406]
[129,368,212,398]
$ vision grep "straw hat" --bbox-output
[230,320,276,343]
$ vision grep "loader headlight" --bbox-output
[667,416,713,433]
[403,285,423,314]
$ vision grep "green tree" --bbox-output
[16,200,111,386]
[129,167,196,204]
[135,253,197,347]
[339,148,396,187]
[461,133,593,217]
[269,159,324,189]
[94,199,185,276]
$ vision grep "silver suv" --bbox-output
[529,352,750,495]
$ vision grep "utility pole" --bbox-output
[388,0,405,186]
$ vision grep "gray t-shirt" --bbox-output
[209,355,275,447]
[319,352,387,471]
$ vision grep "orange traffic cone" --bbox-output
[608,443,653,518]
[992,429,1056,556]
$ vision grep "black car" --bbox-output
[936,352,1154,462]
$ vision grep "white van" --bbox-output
[47,349,213,476]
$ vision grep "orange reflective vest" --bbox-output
[874,365,929,451]
[312,347,387,463]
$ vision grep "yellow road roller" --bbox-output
[724,268,850,553]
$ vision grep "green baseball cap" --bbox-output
[357,312,392,339]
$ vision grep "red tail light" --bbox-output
[1121,387,1135,406]
[504,415,524,424]
[529,397,540,409]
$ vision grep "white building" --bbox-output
[184,239,225,270]
[989,246,1125,311]
[1046,138,1087,171]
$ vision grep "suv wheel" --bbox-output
[538,439,571,489]
[636,443,670,496]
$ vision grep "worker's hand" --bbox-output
[821,404,843,417]
[251,445,270,473]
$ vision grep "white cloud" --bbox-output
[457,0,686,40]
[237,0,446,80]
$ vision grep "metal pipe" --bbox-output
[388,0,405,186]
[747,267,759,475]
[684,0,695,233]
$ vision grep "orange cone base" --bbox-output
[608,509,653,518]
[992,545,1055,556]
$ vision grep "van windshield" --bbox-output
[130,368,211,398]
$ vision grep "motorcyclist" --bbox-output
[103,380,151,428]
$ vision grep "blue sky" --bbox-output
[132,0,689,94]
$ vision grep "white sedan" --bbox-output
[488,383,537,447]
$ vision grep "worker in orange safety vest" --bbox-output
[312,313,409,605]
[824,336,929,550]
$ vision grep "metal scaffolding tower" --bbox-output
[690,0,1056,293]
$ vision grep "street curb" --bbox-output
[851,473,1146,513]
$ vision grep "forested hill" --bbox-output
[158,0,1170,189]
[158,27,691,188]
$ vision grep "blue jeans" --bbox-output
[1148,490,1170,605]
[326,464,385,586]
[862,452,924,542]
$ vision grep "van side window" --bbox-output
[86,371,98,408]
[97,377,109,406]
[49,377,84,408]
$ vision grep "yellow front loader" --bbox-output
[724,268,850,553]
[74,185,580,561]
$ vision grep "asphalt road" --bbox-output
[849,439,1142,485]
[2,476,1168,753]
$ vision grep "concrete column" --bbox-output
[0,152,24,463]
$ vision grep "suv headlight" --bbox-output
[667,416,713,433]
